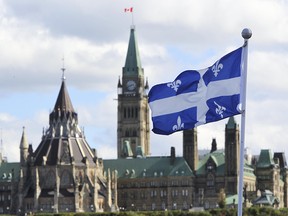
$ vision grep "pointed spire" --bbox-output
[20,126,28,149]
[123,26,143,76]
[117,76,122,88]
[226,116,237,129]
[144,77,149,89]
[53,68,75,113]
[61,56,66,81]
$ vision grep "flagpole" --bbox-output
[132,9,134,26]
[238,28,252,216]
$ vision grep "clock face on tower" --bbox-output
[126,80,136,91]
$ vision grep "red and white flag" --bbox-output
[124,7,133,12]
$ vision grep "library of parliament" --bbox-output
[0,26,287,214]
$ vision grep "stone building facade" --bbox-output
[0,74,117,214]
[104,149,195,211]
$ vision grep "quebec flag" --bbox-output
[148,47,243,135]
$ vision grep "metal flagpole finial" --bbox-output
[242,28,252,40]
[61,56,66,81]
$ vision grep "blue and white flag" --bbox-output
[148,47,243,135]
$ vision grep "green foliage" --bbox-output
[259,207,273,215]
[209,208,236,216]
[245,207,260,216]
[217,200,226,209]
[32,208,288,216]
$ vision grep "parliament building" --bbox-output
[0,26,287,214]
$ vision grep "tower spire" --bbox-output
[123,26,143,77]
[117,26,150,158]
[20,126,29,166]
[61,56,66,81]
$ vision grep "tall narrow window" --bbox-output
[135,108,138,118]
[128,107,130,118]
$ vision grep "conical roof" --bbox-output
[226,116,236,129]
[33,77,97,166]
[19,127,28,149]
[123,26,143,76]
[53,80,75,112]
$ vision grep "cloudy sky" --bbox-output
[0,0,288,162]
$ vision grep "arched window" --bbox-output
[61,170,73,188]
[207,173,214,186]
[128,107,131,118]
[135,108,138,118]
[44,170,55,188]
[124,107,126,118]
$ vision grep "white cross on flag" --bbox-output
[148,47,243,135]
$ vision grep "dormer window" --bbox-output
[206,160,215,172]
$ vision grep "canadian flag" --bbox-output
[124,7,133,12]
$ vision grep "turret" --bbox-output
[19,127,29,166]
[183,128,198,172]
[224,116,240,194]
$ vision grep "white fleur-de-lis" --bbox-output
[172,116,184,131]
[167,79,182,92]
[214,101,226,118]
[212,60,223,77]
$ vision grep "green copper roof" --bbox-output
[0,161,20,182]
[257,149,275,168]
[226,194,242,205]
[253,190,280,206]
[226,116,236,129]
[244,163,256,178]
[103,157,194,179]
[196,149,255,178]
[123,26,143,77]
[196,150,225,175]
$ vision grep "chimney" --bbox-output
[210,138,217,153]
[170,147,175,165]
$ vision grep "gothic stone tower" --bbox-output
[224,116,240,195]
[18,74,117,213]
[117,26,150,158]
[183,128,198,172]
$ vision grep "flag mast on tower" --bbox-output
[124,7,134,26]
